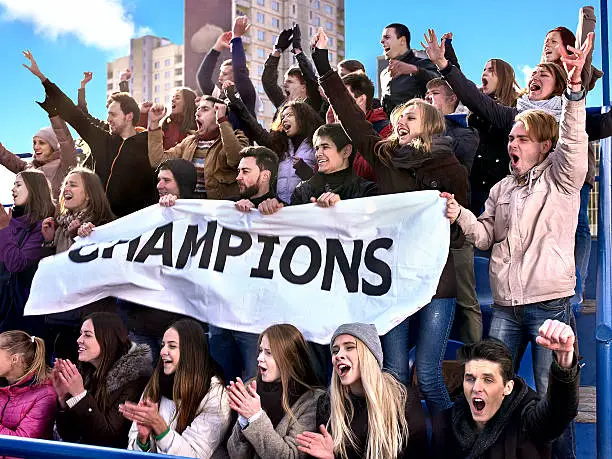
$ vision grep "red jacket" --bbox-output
[0,376,57,459]
[353,108,392,182]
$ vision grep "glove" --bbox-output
[275,29,293,52]
[36,96,58,117]
[292,23,302,51]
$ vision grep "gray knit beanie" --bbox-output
[330,323,383,368]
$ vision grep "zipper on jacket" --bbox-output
[105,139,126,193]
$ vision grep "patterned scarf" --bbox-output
[516,94,563,121]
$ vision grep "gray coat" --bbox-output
[227,389,324,459]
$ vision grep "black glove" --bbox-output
[274,29,293,52]
[36,96,58,117]
[292,23,302,51]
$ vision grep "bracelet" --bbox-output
[136,437,151,451]
[154,425,171,441]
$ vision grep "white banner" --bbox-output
[25,191,450,343]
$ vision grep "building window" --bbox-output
[329,51,334,61]
[257,82,265,94]
[257,0,264,4]
[272,18,280,28]
[329,37,334,46]
[258,64,264,75]
[164,71,170,79]
[175,54,182,64]
[324,4,333,14]
[257,30,265,41]
[292,4,296,15]
[164,58,171,67]
[115,70,121,78]
[175,80,183,86]
[256,13,265,23]
[272,34,277,43]
[107,83,113,90]
[325,21,333,31]
[258,101,265,113]
[154,73,159,80]
[175,68,182,76]
[107,71,113,79]
[165,83,171,90]
[154,97,160,103]
[257,48,265,58]
[271,1,279,11]
[314,0,320,8]
[154,85,160,93]
[154,61,160,69]
[314,16,320,26]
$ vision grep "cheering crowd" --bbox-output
[0,6,609,458]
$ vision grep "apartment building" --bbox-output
[107,36,184,107]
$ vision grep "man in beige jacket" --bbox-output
[442,35,592,394]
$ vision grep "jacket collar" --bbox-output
[512,154,553,189]
[105,343,152,394]
[451,376,533,457]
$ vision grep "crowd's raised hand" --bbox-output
[559,31,594,83]
[213,30,233,52]
[22,49,46,81]
[421,28,448,69]
[233,15,250,39]
[80,71,93,89]
[147,103,167,130]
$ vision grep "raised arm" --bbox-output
[0,142,27,174]
[215,102,250,169]
[147,103,182,167]
[311,31,382,169]
[293,24,323,112]
[230,17,257,116]
[77,71,93,113]
[49,115,78,177]
[577,7,602,92]
[197,32,230,95]
[422,30,516,133]
[23,51,107,154]
[262,29,294,108]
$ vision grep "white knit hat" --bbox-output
[33,127,59,151]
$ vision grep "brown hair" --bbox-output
[269,101,324,159]
[338,59,366,74]
[377,99,445,165]
[488,59,521,107]
[58,167,115,225]
[257,324,320,421]
[458,339,514,383]
[546,27,576,62]
[531,63,568,98]
[342,72,375,111]
[106,92,140,126]
[143,319,223,434]
[514,109,559,151]
[167,87,197,132]
[0,331,49,384]
[17,170,55,225]
[286,67,305,85]
[80,313,131,412]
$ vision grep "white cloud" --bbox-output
[520,65,536,89]
[0,0,151,53]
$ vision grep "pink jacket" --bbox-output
[457,95,587,306]
[0,116,77,200]
[0,376,57,459]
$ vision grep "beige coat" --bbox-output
[148,122,249,200]
[0,116,76,199]
[457,95,587,306]
[227,389,324,459]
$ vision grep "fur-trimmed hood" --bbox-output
[106,343,153,394]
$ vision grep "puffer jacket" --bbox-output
[56,343,152,448]
[147,122,249,200]
[380,49,439,116]
[0,117,77,200]
[0,376,56,459]
[456,94,587,306]
[290,167,378,205]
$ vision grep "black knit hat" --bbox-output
[157,159,197,199]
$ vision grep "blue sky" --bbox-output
[0,0,607,162]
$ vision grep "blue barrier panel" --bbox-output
[0,435,188,459]
[16,153,33,159]
[596,110,612,458]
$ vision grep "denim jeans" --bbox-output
[381,297,455,415]
[574,183,592,303]
[489,297,575,458]
[208,325,260,383]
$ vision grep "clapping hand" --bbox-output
[296,425,335,458]
[227,378,261,419]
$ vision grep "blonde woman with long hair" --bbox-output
[227,324,324,458]
[296,323,427,459]
[0,331,57,440]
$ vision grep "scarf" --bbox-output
[56,208,91,238]
[387,135,454,170]
[159,371,175,400]
[11,206,25,219]
[516,95,562,121]
[196,128,219,142]
[258,379,306,428]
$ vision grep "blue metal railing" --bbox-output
[0,436,185,459]
[596,110,612,459]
